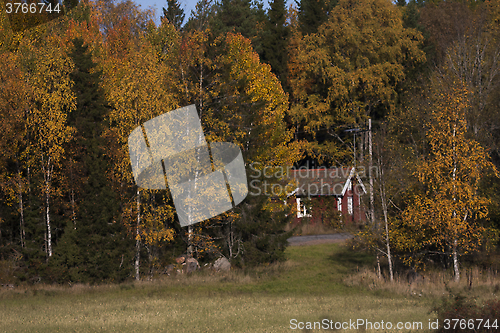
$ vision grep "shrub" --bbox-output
[433,293,500,332]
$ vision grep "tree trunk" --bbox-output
[135,187,141,280]
[380,180,393,282]
[71,188,76,229]
[43,159,53,257]
[453,238,460,282]
[187,225,193,258]
[376,253,381,279]
[45,182,52,257]
[368,119,375,225]
[17,171,25,249]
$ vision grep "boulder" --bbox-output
[184,257,200,274]
[213,257,231,272]
[175,255,186,264]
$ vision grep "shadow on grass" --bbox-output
[327,245,376,275]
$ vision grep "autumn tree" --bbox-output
[0,52,30,251]
[147,17,304,262]
[397,83,497,281]
[288,0,425,164]
[103,18,177,280]
[25,36,76,258]
[96,0,153,37]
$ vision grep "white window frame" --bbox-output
[296,198,311,218]
[347,196,353,215]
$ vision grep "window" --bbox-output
[347,196,353,215]
[296,198,311,218]
[337,197,342,215]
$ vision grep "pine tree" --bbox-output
[161,0,185,30]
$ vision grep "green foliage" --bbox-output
[260,0,289,85]
[297,0,333,35]
[233,195,293,267]
[210,0,266,50]
[50,37,132,283]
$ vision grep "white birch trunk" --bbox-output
[135,187,141,281]
[42,157,53,257]
[368,119,375,225]
[452,124,460,282]
[380,181,393,282]
[453,238,460,282]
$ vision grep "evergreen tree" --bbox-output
[161,0,185,30]
[260,0,289,85]
[51,38,132,283]
[232,194,293,267]
[297,0,332,35]
[211,0,266,47]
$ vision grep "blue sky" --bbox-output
[133,0,294,26]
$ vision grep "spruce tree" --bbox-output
[297,0,333,35]
[260,0,289,85]
[161,0,185,30]
[51,38,132,283]
[211,0,266,43]
[233,194,293,267]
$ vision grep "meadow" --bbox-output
[0,242,498,332]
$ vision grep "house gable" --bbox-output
[288,167,366,223]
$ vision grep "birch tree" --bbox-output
[0,52,30,249]
[27,36,76,258]
[398,83,496,281]
[103,19,177,279]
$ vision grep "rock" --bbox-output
[184,257,200,274]
[213,257,231,272]
[175,255,186,264]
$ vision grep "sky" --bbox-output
[133,0,294,26]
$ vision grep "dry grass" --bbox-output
[345,266,500,302]
[0,243,456,332]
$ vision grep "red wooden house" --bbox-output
[287,167,367,224]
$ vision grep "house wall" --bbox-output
[291,178,366,225]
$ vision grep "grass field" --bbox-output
[0,242,495,332]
